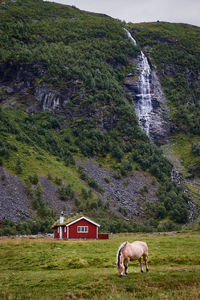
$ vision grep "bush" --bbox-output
[90,201,98,209]
[104,176,110,183]
[157,220,181,232]
[78,166,88,181]
[156,182,189,224]
[58,184,75,201]
[191,143,200,156]
[132,142,172,181]
[55,177,62,185]
[0,217,55,236]
[29,174,39,185]
[88,177,104,193]
[16,158,22,174]
[111,144,124,161]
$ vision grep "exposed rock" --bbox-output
[34,84,62,111]
[0,167,32,222]
[124,56,171,145]
[171,166,185,185]
[149,70,171,144]
[76,159,159,219]
[0,165,77,223]
[40,176,73,214]
[171,166,197,221]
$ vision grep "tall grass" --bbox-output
[0,232,200,299]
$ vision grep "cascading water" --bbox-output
[124,29,153,136]
[124,28,137,46]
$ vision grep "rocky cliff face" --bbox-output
[0,62,120,132]
[0,62,78,113]
[150,69,171,144]
[124,57,171,145]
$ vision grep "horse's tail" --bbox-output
[116,241,127,267]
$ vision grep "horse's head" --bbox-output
[116,241,127,276]
[116,262,125,276]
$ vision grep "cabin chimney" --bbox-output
[60,211,64,224]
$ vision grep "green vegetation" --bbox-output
[0,233,200,299]
[0,1,198,229]
[58,184,75,201]
[128,22,200,135]
[0,218,54,236]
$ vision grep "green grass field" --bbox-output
[0,232,200,299]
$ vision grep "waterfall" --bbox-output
[124,28,137,46]
[124,29,153,136]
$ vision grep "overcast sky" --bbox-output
[45,0,200,27]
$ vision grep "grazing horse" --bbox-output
[116,241,149,276]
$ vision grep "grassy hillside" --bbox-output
[127,22,200,177]
[0,233,200,299]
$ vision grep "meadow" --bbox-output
[0,232,200,299]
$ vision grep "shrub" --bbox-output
[88,177,104,193]
[90,201,98,209]
[104,176,110,183]
[81,188,89,200]
[1,174,6,181]
[58,184,75,201]
[29,174,39,185]
[55,177,62,185]
[16,158,22,174]
[191,143,200,156]
[111,144,124,161]
[97,198,103,207]
[78,166,88,181]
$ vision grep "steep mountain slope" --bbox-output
[0,0,199,234]
[127,22,200,213]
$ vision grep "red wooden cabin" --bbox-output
[52,214,108,240]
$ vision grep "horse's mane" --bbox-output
[116,241,127,267]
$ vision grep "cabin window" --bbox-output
[77,226,88,233]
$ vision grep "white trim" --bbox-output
[66,216,100,228]
[77,226,88,233]
[96,227,98,239]
[59,226,62,239]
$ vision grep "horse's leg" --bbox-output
[139,257,143,273]
[143,254,149,272]
[119,257,125,277]
[124,258,129,276]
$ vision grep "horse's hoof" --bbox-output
[146,269,149,272]
[119,274,123,277]
[141,270,144,273]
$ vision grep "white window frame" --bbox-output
[77,226,88,233]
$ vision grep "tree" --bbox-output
[16,158,22,174]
